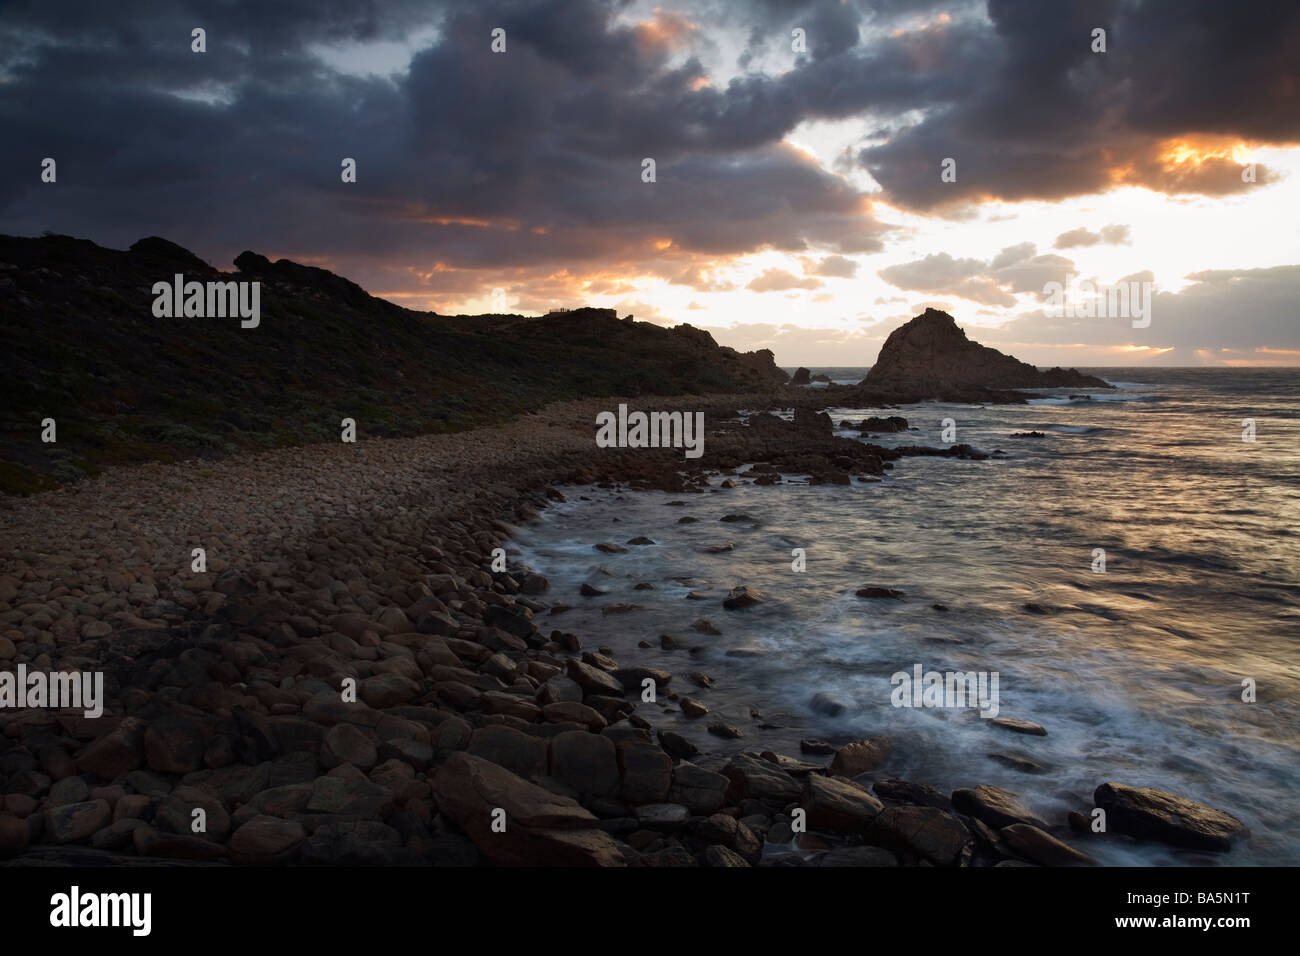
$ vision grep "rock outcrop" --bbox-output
[850,308,1111,403]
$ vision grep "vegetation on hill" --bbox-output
[0,234,786,494]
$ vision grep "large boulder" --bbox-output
[1093,783,1249,851]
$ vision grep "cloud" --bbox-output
[746,267,823,292]
[879,243,1089,307]
[982,264,1300,356]
[1054,223,1131,249]
[878,251,1016,307]
[805,254,859,278]
[0,0,891,303]
[855,1,1298,212]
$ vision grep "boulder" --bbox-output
[722,754,801,804]
[951,784,1048,830]
[667,762,729,815]
[802,774,884,831]
[1000,823,1097,866]
[1093,783,1249,851]
[868,806,971,866]
[829,737,892,777]
[548,732,619,797]
[433,753,625,866]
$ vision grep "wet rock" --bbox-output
[829,737,892,777]
[991,717,1047,736]
[800,738,835,755]
[707,721,742,739]
[809,693,846,717]
[1093,782,1249,851]
[1000,823,1097,866]
[539,675,584,705]
[680,697,708,718]
[868,806,971,866]
[657,730,698,760]
[566,660,624,697]
[855,586,904,599]
[873,778,951,810]
[951,784,1048,830]
[541,701,607,732]
[803,774,884,831]
[722,586,763,610]
[594,542,628,554]
[987,752,1050,774]
[759,752,821,775]
[613,666,670,693]
[691,813,760,862]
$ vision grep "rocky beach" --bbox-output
[0,380,1253,867]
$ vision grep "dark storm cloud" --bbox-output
[0,0,896,285]
[857,0,1300,211]
[0,0,1295,302]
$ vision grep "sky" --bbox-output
[2,0,1298,366]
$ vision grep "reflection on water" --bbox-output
[513,368,1300,865]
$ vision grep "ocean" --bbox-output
[510,368,1300,865]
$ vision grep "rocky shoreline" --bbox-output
[0,393,1249,866]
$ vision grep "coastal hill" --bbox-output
[847,308,1111,403]
[0,233,786,493]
